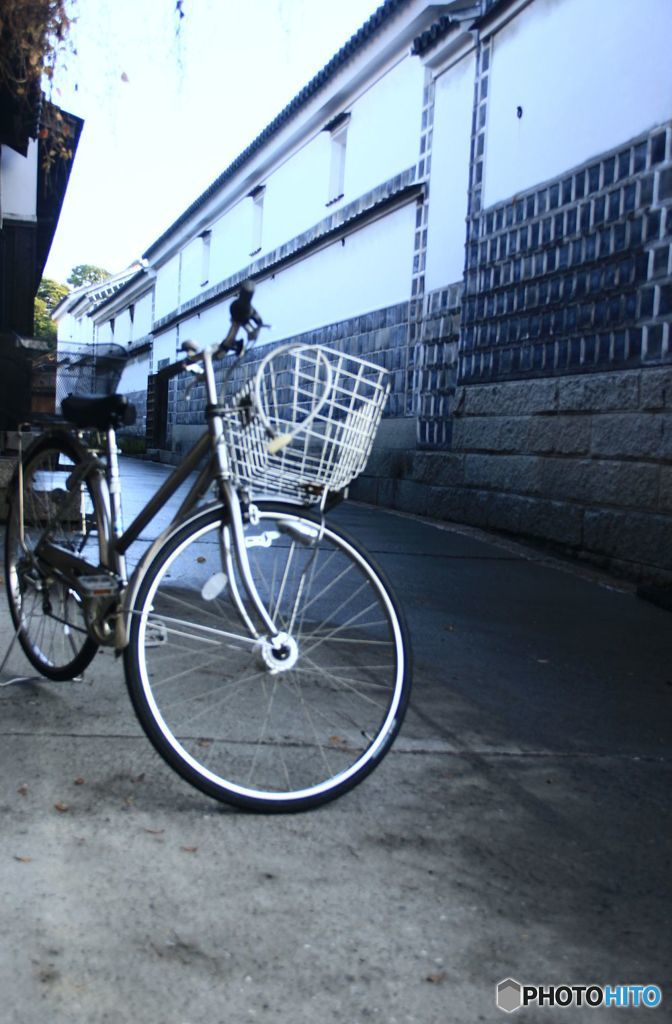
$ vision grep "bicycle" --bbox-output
[3,284,411,812]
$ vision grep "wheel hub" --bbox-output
[259,631,299,673]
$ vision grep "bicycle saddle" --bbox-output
[61,393,137,430]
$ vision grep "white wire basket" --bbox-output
[223,343,390,503]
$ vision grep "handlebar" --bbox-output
[156,281,265,383]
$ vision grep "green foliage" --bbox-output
[67,264,111,288]
[33,295,56,345]
[38,276,68,313]
[33,277,68,346]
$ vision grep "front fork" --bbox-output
[203,347,279,641]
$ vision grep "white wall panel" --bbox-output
[154,255,180,319]
[426,51,475,290]
[253,202,416,342]
[344,57,424,200]
[0,141,38,220]
[119,350,150,393]
[484,0,672,207]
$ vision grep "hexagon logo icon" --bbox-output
[497,978,523,1013]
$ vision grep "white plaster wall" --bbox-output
[253,202,416,342]
[97,320,114,344]
[0,140,38,220]
[167,54,423,285]
[115,308,133,346]
[180,304,231,351]
[425,50,476,290]
[152,328,178,367]
[57,312,78,344]
[484,0,672,207]
[210,199,253,283]
[179,236,203,304]
[154,255,180,320]
[134,292,153,337]
[344,55,424,200]
[263,133,331,254]
[118,350,150,393]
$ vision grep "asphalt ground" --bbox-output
[1,457,670,1023]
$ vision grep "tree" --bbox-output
[0,1,75,170]
[33,276,68,345]
[67,264,111,288]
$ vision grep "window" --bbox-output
[249,185,265,256]
[199,230,212,287]
[325,112,350,205]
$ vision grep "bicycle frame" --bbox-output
[27,345,281,651]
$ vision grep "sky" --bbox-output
[44,0,383,284]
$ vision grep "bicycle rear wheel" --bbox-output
[124,503,411,811]
[4,432,100,680]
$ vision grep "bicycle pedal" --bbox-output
[78,574,121,597]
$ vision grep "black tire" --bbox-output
[124,502,411,812]
[4,431,100,680]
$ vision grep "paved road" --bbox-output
[1,458,670,1022]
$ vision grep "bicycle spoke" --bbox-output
[127,507,408,810]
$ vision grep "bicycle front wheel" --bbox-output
[4,431,100,680]
[124,503,410,811]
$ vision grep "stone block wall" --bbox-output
[354,365,672,584]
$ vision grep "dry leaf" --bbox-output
[73,777,85,786]
[181,846,198,854]
[196,556,206,564]
[17,784,28,796]
[54,802,69,813]
[14,856,32,863]
[143,828,165,835]
[426,971,447,984]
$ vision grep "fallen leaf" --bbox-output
[14,856,32,863]
[143,828,165,835]
[54,802,69,813]
[17,784,28,797]
[196,556,206,564]
[426,971,447,984]
[181,846,198,853]
[197,738,212,748]
[73,777,85,786]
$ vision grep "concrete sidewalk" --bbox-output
[1,495,670,1023]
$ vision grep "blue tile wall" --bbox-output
[174,301,412,427]
[460,122,672,385]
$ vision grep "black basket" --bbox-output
[56,343,128,411]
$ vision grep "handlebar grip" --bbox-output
[229,280,255,325]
